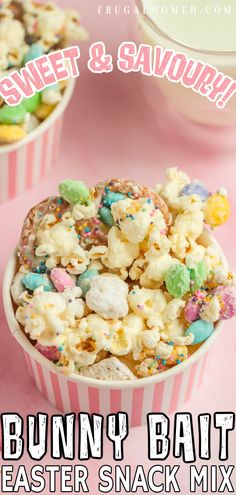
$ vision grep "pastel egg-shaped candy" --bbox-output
[50,268,75,293]
[35,343,60,361]
[98,206,114,227]
[184,289,207,322]
[180,181,209,200]
[23,93,41,113]
[0,103,26,125]
[59,180,90,205]
[22,273,54,292]
[77,269,99,296]
[165,263,190,298]
[204,193,231,227]
[189,261,208,292]
[185,319,214,344]
[213,286,236,319]
[102,192,125,207]
[24,43,44,63]
[0,124,26,143]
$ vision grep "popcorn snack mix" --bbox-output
[0,0,87,144]
[11,169,236,381]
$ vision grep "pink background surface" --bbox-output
[0,1,236,493]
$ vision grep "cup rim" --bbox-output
[0,78,76,155]
[3,231,227,390]
[135,0,236,55]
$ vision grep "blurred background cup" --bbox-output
[0,79,75,205]
[133,0,236,150]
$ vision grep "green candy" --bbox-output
[77,269,98,296]
[0,103,26,124]
[23,93,41,113]
[98,206,114,227]
[59,180,91,205]
[102,192,125,207]
[189,261,208,292]
[165,263,190,298]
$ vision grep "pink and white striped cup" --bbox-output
[3,232,226,427]
[0,79,75,204]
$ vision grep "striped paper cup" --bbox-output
[3,232,227,426]
[0,78,75,204]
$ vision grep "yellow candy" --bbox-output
[204,194,231,228]
[0,124,26,143]
[166,345,188,366]
[35,103,55,120]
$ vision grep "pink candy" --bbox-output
[184,290,207,323]
[35,343,60,361]
[50,268,75,292]
[213,286,236,319]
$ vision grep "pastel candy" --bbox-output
[77,269,99,296]
[0,124,26,143]
[180,181,209,200]
[0,103,26,124]
[23,93,41,113]
[213,286,236,319]
[204,194,231,228]
[185,319,214,344]
[165,263,190,298]
[50,268,75,292]
[22,273,54,292]
[102,192,125,207]
[189,261,208,292]
[184,289,207,322]
[24,43,44,63]
[35,343,60,361]
[59,180,91,205]
[98,206,114,226]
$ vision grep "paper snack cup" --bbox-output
[3,231,227,427]
[0,78,75,204]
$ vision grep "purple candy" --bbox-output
[180,181,209,201]
[184,289,207,323]
[213,286,236,319]
[35,343,60,361]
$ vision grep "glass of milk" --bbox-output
[134,0,236,126]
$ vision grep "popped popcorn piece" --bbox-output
[172,210,204,241]
[73,202,96,221]
[102,226,139,269]
[86,275,129,319]
[128,286,167,320]
[16,287,84,346]
[200,296,221,323]
[35,218,89,274]
[111,197,166,243]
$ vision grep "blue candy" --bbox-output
[77,269,98,296]
[24,44,44,63]
[22,273,54,292]
[180,181,209,201]
[98,206,114,226]
[185,319,214,344]
[102,192,125,207]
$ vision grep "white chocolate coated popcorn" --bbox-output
[102,226,139,269]
[16,287,84,346]
[35,216,89,274]
[111,198,166,243]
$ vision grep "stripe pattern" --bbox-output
[0,117,63,204]
[24,351,208,427]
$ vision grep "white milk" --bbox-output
[137,0,236,125]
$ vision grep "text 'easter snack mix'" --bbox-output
[12,169,235,380]
[0,0,88,144]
